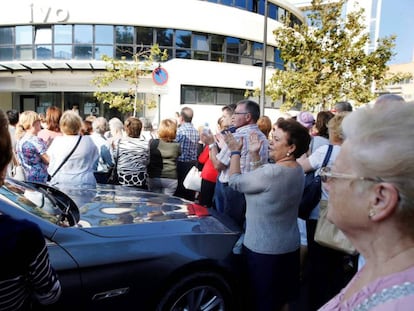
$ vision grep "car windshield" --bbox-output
[0,179,65,224]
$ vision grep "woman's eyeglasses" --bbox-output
[319,167,383,183]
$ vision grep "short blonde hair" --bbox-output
[327,112,349,143]
[60,111,82,135]
[16,110,40,140]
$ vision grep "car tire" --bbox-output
[156,271,235,311]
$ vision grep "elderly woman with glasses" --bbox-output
[318,101,414,310]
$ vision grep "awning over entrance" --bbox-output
[0,60,108,74]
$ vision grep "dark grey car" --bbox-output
[0,179,244,310]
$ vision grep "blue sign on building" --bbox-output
[152,67,169,86]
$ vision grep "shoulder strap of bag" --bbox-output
[113,139,121,169]
[50,135,82,178]
[321,144,333,168]
[307,137,314,156]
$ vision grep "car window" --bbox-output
[0,179,63,224]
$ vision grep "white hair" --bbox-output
[342,102,414,231]
[92,117,108,134]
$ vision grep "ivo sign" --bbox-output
[29,3,69,23]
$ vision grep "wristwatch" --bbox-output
[208,143,217,150]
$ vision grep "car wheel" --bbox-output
[156,271,235,311]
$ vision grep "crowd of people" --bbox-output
[2,94,414,310]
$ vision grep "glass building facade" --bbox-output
[0,0,304,124]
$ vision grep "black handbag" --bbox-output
[298,144,333,220]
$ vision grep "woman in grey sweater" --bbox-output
[225,118,310,311]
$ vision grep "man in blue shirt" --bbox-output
[202,100,268,228]
[174,107,200,201]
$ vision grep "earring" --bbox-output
[368,209,376,219]
[286,152,290,157]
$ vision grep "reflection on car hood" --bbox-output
[57,185,213,228]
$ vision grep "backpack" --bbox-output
[298,145,333,220]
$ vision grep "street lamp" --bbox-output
[260,0,268,116]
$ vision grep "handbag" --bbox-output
[314,200,358,255]
[12,165,26,181]
[106,139,120,185]
[298,144,333,220]
[183,166,202,192]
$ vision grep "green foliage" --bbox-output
[267,0,410,111]
[91,44,168,116]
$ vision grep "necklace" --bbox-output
[277,158,295,164]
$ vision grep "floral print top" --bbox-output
[16,134,48,182]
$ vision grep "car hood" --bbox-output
[58,185,231,230]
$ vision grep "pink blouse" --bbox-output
[319,265,414,310]
[38,129,62,144]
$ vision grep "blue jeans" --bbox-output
[214,180,246,229]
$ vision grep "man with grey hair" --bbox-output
[90,117,114,183]
[334,101,353,113]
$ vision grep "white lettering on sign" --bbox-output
[30,3,69,23]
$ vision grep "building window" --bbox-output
[193,33,209,60]
[54,25,72,44]
[96,45,113,60]
[226,37,240,63]
[136,27,154,46]
[36,46,52,59]
[181,85,245,105]
[0,27,14,44]
[16,26,32,45]
[176,30,191,49]
[115,26,134,44]
[116,46,133,60]
[95,25,113,44]
[74,25,93,60]
[35,27,52,44]
[74,25,93,44]
[54,45,72,60]
[155,28,173,59]
[0,27,14,60]
[16,46,32,60]
[74,45,93,60]
[0,47,13,60]
[95,25,114,60]
[176,30,191,60]
[0,24,284,71]
[115,26,134,59]
[211,34,225,62]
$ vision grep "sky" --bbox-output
[379,0,414,64]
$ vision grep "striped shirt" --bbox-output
[0,214,61,310]
[175,123,199,162]
[114,137,149,186]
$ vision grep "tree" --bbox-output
[266,0,410,111]
[91,44,168,116]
